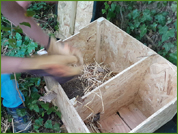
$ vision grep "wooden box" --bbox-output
[45,17,177,133]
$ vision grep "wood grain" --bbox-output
[118,104,147,129]
[99,113,131,133]
[45,77,90,133]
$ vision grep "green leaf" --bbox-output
[41,103,49,111]
[107,10,116,20]
[53,123,60,132]
[102,9,106,14]
[162,29,175,42]
[29,42,38,48]
[16,109,27,117]
[155,14,166,25]
[20,22,31,28]
[141,9,152,22]
[171,3,177,12]
[33,125,40,130]
[127,13,132,19]
[174,21,177,29]
[150,23,157,32]
[15,33,22,40]
[27,46,35,54]
[47,107,53,115]
[168,52,177,65]
[132,9,140,19]
[163,43,174,52]
[55,111,61,118]
[158,26,168,35]
[1,26,11,31]
[151,10,156,15]
[25,11,36,17]
[35,118,43,126]
[35,78,41,86]
[31,92,40,100]
[31,87,38,93]
[133,20,140,28]
[166,17,172,25]
[8,39,16,48]
[140,24,147,38]
[111,3,116,12]
[42,111,45,117]
[162,12,168,16]
[116,5,120,13]
[104,2,109,10]
[33,104,40,112]
[13,26,23,33]
[148,1,152,4]
[16,40,22,47]
[44,120,53,129]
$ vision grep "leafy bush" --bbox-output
[101,1,177,65]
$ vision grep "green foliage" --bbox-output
[1,2,62,133]
[20,22,31,28]
[44,120,53,129]
[101,1,177,65]
[102,2,120,21]
[25,11,36,17]
[53,123,60,132]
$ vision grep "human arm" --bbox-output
[1,55,81,76]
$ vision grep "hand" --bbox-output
[47,37,83,65]
[20,55,82,77]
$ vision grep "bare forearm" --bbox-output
[1,1,49,48]
[1,56,24,74]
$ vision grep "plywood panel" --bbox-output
[75,1,94,33]
[130,98,177,133]
[45,77,90,133]
[61,21,97,64]
[118,104,147,129]
[134,56,177,117]
[57,1,77,38]
[99,113,131,133]
[75,55,157,121]
[98,19,156,73]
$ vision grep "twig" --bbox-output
[34,18,54,33]
[12,119,14,133]
[14,73,25,107]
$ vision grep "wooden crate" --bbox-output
[45,17,177,133]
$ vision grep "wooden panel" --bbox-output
[75,1,94,34]
[98,19,156,73]
[130,98,177,133]
[134,56,177,117]
[57,1,77,38]
[118,104,147,129]
[45,77,90,133]
[61,21,97,64]
[75,55,158,121]
[100,113,131,133]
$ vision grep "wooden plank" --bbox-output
[118,104,147,129]
[75,55,158,121]
[99,113,131,133]
[75,1,94,34]
[45,77,90,133]
[130,98,177,133]
[98,19,156,73]
[134,56,177,117]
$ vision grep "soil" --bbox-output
[61,77,87,99]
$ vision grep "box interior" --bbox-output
[60,18,177,133]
